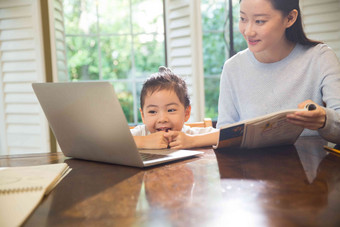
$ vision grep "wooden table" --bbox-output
[1,136,340,227]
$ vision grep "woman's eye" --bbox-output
[256,20,266,24]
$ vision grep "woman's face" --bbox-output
[239,0,293,62]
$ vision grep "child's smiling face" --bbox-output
[140,89,191,133]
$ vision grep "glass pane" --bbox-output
[64,0,97,35]
[98,0,130,34]
[111,82,134,123]
[134,34,165,77]
[63,0,166,124]
[201,0,226,31]
[204,77,220,120]
[136,81,144,123]
[131,0,164,34]
[100,36,132,80]
[66,36,99,81]
[202,32,226,76]
[234,32,247,53]
[232,2,247,53]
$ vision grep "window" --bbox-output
[63,0,165,124]
[201,0,247,120]
[63,0,245,124]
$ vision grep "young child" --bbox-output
[131,66,219,149]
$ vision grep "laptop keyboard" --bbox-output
[140,153,167,161]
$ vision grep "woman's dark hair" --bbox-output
[240,0,322,46]
[140,66,190,110]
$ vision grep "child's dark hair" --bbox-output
[140,66,190,110]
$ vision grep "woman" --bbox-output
[216,0,340,144]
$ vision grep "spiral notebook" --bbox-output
[0,163,70,227]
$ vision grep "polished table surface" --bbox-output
[1,136,340,227]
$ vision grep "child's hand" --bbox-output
[134,131,169,149]
[286,100,326,130]
[164,131,193,149]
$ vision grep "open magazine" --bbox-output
[213,109,307,149]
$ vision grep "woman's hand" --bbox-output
[286,100,326,130]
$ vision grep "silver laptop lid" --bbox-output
[32,82,145,167]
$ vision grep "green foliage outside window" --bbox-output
[201,0,247,121]
[63,0,164,123]
[63,0,246,123]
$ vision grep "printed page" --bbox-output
[242,111,304,149]
[213,124,245,149]
[215,109,305,149]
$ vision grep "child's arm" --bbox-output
[164,130,220,149]
[133,131,169,149]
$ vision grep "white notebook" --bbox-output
[0,163,70,227]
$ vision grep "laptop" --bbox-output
[32,82,203,167]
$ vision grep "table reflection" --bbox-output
[213,137,340,226]
[20,137,340,227]
[27,159,144,226]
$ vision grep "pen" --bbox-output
[323,145,340,155]
[305,103,317,111]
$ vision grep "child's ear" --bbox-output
[184,105,191,122]
[140,108,146,124]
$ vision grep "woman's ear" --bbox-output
[286,9,298,28]
[184,105,191,122]
[140,108,145,124]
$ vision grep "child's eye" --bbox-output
[168,109,176,113]
[148,110,157,114]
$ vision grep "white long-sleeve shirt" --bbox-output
[217,43,340,144]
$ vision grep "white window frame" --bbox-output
[164,0,205,121]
